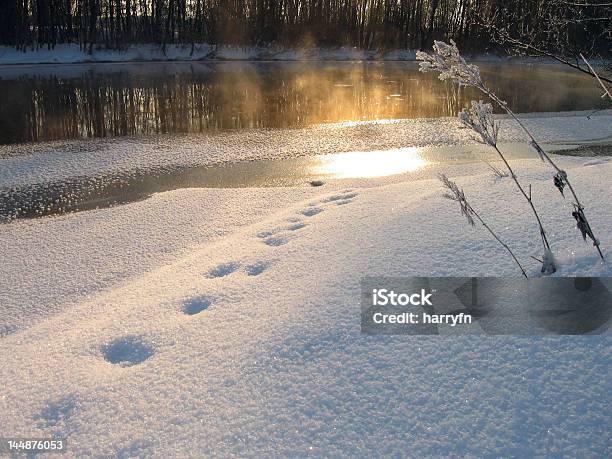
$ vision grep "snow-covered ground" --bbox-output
[0,44,419,65]
[1,111,611,456]
[0,43,558,65]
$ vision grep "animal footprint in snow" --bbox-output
[287,222,306,231]
[263,236,289,246]
[322,192,357,204]
[245,261,271,276]
[257,220,305,247]
[333,199,353,206]
[256,229,277,238]
[102,336,154,367]
[300,207,324,217]
[257,222,304,239]
[183,296,213,315]
[205,262,240,278]
[36,396,76,428]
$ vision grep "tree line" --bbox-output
[0,0,609,54]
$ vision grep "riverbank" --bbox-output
[0,43,558,65]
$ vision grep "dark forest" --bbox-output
[1,0,610,54]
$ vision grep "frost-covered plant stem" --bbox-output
[485,91,604,260]
[459,101,555,273]
[439,174,528,278]
[418,41,604,261]
[490,143,552,253]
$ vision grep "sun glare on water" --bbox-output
[314,147,428,178]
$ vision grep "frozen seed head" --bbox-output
[417,40,483,88]
[459,100,499,147]
[439,173,475,226]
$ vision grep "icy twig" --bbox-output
[580,53,612,101]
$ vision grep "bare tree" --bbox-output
[2,0,609,53]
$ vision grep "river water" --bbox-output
[0,61,607,144]
[0,61,609,221]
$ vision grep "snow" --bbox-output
[0,43,572,65]
[1,111,611,456]
[0,44,414,65]
[0,44,215,65]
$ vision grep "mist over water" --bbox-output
[0,61,607,145]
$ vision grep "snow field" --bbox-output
[1,156,610,456]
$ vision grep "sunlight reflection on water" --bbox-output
[313,147,428,178]
[4,140,606,222]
